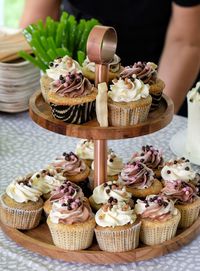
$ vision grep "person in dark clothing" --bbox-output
[20,0,200,115]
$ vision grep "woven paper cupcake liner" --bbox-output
[140,210,181,246]
[150,92,162,111]
[0,195,42,229]
[50,100,96,124]
[108,102,151,126]
[47,218,95,250]
[95,222,141,252]
[176,201,200,228]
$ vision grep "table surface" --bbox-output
[0,112,200,271]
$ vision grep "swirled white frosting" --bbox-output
[46,55,81,80]
[95,201,137,227]
[108,78,149,102]
[161,158,196,182]
[187,82,200,102]
[92,180,132,204]
[75,139,94,160]
[107,149,124,176]
[6,178,42,203]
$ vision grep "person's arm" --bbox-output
[19,0,61,28]
[158,3,200,114]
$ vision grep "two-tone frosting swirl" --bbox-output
[75,139,94,160]
[50,152,87,176]
[120,62,157,84]
[135,194,178,221]
[120,161,154,189]
[161,158,196,182]
[161,180,198,204]
[131,145,164,169]
[95,198,137,227]
[6,175,42,203]
[92,180,132,205]
[49,196,93,224]
[108,77,149,102]
[47,56,81,80]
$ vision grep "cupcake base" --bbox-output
[149,79,165,111]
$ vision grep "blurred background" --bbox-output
[0,0,24,28]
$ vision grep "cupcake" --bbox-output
[130,145,164,178]
[161,157,197,183]
[47,196,95,250]
[43,180,84,216]
[47,62,97,124]
[89,180,132,211]
[75,139,94,167]
[108,76,152,126]
[162,180,200,228]
[0,175,43,229]
[82,54,122,81]
[135,194,180,245]
[120,61,165,110]
[120,161,163,198]
[31,168,66,200]
[95,198,141,252]
[40,56,81,102]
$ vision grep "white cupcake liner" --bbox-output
[176,200,200,228]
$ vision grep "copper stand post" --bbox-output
[87,26,117,188]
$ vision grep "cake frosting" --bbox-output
[95,198,137,227]
[108,77,149,102]
[130,145,164,169]
[92,180,132,205]
[46,56,81,80]
[75,139,94,160]
[6,175,42,203]
[161,158,196,182]
[49,196,93,224]
[120,161,154,189]
[135,194,178,221]
[186,82,200,163]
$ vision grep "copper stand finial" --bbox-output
[87,25,117,188]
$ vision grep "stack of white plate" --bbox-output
[0,60,40,113]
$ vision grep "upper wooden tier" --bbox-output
[29,90,174,140]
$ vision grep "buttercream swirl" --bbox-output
[130,145,164,169]
[51,70,94,98]
[135,194,178,221]
[49,197,93,224]
[50,180,84,202]
[120,61,157,84]
[161,158,196,182]
[92,180,132,205]
[187,81,200,103]
[108,77,149,103]
[6,175,42,203]
[75,139,94,160]
[47,55,81,80]
[95,198,137,227]
[120,161,154,189]
[161,180,198,204]
[50,152,86,176]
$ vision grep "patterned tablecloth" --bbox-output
[0,112,200,271]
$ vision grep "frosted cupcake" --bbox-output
[161,157,196,183]
[82,54,122,81]
[130,145,164,178]
[108,76,152,126]
[120,62,165,110]
[95,198,141,252]
[75,139,94,167]
[89,180,132,211]
[0,175,43,229]
[162,180,200,228]
[47,61,97,124]
[135,194,180,245]
[40,56,81,102]
[47,196,95,250]
[43,180,84,216]
[120,161,163,198]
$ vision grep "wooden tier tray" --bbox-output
[1,217,200,264]
[29,90,174,140]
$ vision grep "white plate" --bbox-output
[169,129,200,165]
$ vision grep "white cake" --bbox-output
[186,82,200,163]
